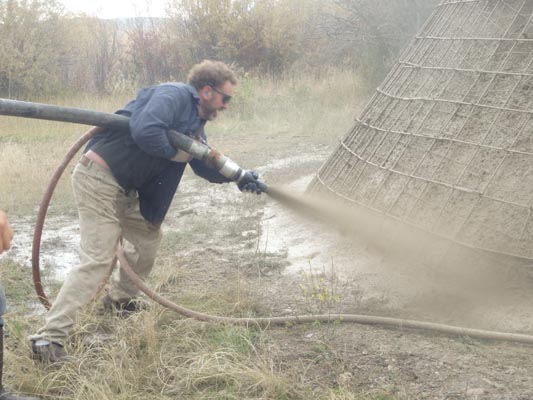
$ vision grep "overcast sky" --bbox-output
[60,0,168,19]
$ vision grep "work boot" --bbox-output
[0,327,41,399]
[102,295,149,318]
[30,340,67,364]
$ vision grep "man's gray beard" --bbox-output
[200,103,218,121]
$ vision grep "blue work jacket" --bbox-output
[86,83,232,226]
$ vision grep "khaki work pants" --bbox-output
[30,158,162,344]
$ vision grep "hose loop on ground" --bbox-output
[32,127,99,309]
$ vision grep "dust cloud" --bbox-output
[265,185,533,332]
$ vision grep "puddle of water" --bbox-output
[2,172,238,281]
[5,215,80,281]
[260,176,347,273]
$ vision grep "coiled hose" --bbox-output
[32,128,533,345]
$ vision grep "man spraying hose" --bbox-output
[28,60,265,362]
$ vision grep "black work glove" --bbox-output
[238,170,264,195]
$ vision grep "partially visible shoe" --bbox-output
[31,339,67,364]
[0,387,41,400]
[102,295,149,317]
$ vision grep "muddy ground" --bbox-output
[7,130,533,399]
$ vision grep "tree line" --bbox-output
[0,0,439,98]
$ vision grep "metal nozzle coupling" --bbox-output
[217,158,267,192]
[165,130,267,192]
[218,158,246,181]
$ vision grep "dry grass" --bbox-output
[0,69,401,399]
[0,95,134,214]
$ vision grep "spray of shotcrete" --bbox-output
[265,185,419,259]
[264,180,533,329]
[266,183,501,273]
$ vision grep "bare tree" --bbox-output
[0,0,68,97]
[165,0,319,75]
[127,17,184,85]
[319,0,440,86]
[91,18,120,93]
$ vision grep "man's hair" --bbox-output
[187,60,237,90]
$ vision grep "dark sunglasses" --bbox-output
[211,87,232,104]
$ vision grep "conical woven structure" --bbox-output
[309,0,533,261]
